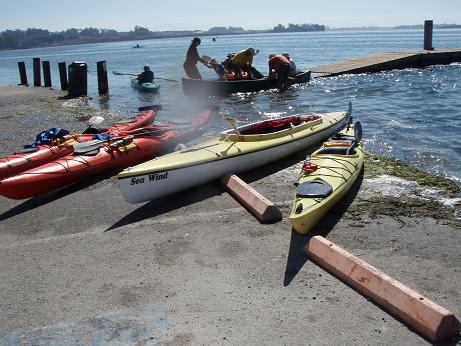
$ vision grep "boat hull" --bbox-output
[182,70,311,96]
[118,111,349,203]
[0,110,211,199]
[289,123,364,234]
[0,110,155,180]
[131,78,160,93]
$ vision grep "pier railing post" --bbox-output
[33,58,41,87]
[42,61,52,87]
[97,60,109,96]
[58,62,68,91]
[18,61,28,86]
[424,20,434,50]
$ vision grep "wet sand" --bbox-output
[0,86,459,345]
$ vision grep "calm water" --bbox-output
[0,29,460,183]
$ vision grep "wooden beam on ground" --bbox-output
[221,173,282,223]
[304,235,461,342]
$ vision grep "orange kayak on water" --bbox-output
[0,110,156,180]
[0,108,213,200]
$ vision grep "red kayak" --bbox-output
[0,109,212,199]
[0,110,155,180]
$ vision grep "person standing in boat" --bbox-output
[138,65,154,84]
[268,54,291,89]
[231,47,264,79]
[183,37,208,79]
[282,53,297,77]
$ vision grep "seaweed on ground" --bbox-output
[364,152,460,194]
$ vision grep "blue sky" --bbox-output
[1,0,460,32]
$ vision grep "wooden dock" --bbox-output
[311,48,461,76]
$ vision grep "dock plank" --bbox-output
[311,48,461,76]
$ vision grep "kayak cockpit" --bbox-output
[220,114,323,142]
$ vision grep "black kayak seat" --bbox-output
[316,146,356,155]
[81,127,101,135]
[296,179,333,198]
[328,121,363,142]
[328,134,355,142]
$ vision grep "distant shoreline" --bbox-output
[1,25,460,52]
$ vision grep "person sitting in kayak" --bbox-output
[268,54,291,89]
[282,53,297,77]
[183,37,208,79]
[138,65,154,84]
[231,47,264,79]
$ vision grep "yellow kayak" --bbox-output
[118,110,350,203]
[289,121,364,234]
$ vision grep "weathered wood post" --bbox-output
[68,61,88,98]
[33,58,41,86]
[58,62,68,91]
[424,20,434,50]
[42,61,52,87]
[97,60,109,96]
[18,61,28,86]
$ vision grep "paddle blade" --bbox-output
[87,116,105,125]
[113,71,138,76]
[138,104,162,112]
[354,121,363,143]
[155,77,179,82]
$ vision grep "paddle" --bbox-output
[73,111,206,154]
[87,116,104,126]
[73,128,170,154]
[81,116,105,134]
[138,104,162,112]
[112,71,178,83]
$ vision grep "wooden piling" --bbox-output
[18,61,28,86]
[33,58,41,87]
[424,20,434,50]
[42,61,52,87]
[68,61,88,98]
[97,60,109,96]
[58,62,68,91]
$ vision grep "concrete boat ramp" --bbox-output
[311,48,461,77]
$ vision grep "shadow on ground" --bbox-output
[283,168,364,286]
[105,143,324,231]
[105,182,224,232]
[0,171,118,222]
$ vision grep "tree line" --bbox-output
[0,23,326,50]
[271,23,326,33]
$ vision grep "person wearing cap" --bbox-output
[282,53,297,77]
[138,65,154,84]
[268,54,291,89]
[231,47,263,79]
[222,53,235,74]
[183,37,208,79]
